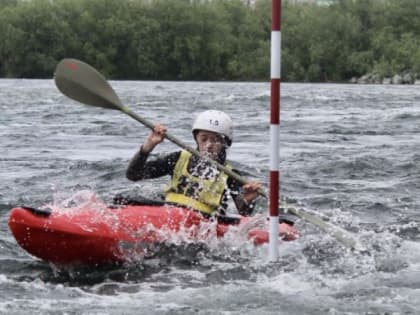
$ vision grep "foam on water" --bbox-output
[2,80,420,314]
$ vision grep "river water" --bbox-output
[1,79,419,314]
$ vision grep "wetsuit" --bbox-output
[126,147,256,216]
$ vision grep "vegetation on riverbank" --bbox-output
[0,0,419,82]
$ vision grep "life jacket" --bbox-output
[165,150,230,215]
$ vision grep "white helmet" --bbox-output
[192,110,233,146]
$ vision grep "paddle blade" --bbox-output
[54,59,123,110]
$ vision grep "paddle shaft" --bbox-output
[124,108,357,248]
[55,58,360,249]
[121,96,358,249]
[102,95,358,249]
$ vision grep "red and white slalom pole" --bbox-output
[269,0,281,261]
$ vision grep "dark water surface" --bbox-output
[1,79,420,314]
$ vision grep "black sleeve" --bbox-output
[226,169,257,216]
[126,148,181,181]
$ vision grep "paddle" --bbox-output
[54,58,360,250]
[283,206,359,249]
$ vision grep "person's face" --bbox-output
[195,130,225,159]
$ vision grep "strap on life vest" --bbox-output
[165,192,214,215]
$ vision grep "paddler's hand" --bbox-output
[242,181,262,204]
[142,123,167,153]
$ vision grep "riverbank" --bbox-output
[350,73,420,85]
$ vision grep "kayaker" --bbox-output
[126,110,261,216]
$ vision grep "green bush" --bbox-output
[0,0,419,81]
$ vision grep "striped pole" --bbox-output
[269,0,281,261]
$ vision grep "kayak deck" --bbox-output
[9,204,299,266]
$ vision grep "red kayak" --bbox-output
[8,202,299,266]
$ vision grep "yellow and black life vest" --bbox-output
[165,150,230,215]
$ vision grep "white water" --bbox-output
[1,80,420,314]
